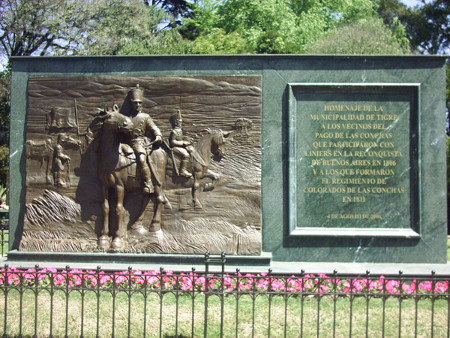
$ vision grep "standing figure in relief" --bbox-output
[52,133,71,187]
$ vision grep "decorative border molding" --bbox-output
[287,83,421,238]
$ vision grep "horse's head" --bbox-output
[101,104,133,134]
[211,130,232,160]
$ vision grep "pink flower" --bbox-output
[352,280,364,292]
[7,273,20,285]
[419,281,432,292]
[435,281,448,293]
[386,280,400,294]
[99,274,112,286]
[402,283,415,294]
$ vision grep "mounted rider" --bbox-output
[123,84,163,198]
[169,110,192,178]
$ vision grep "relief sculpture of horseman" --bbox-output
[121,84,164,202]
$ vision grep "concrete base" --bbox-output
[5,250,272,271]
[3,250,449,275]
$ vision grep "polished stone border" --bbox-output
[288,83,420,237]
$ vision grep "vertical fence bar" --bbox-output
[251,271,256,338]
[220,252,225,338]
[447,275,450,338]
[65,266,70,338]
[284,277,288,338]
[191,267,196,337]
[143,270,148,338]
[300,270,304,338]
[382,275,386,337]
[80,270,85,338]
[50,270,54,338]
[267,269,272,338]
[235,268,240,338]
[365,271,370,338]
[128,266,133,338]
[431,271,436,338]
[3,264,8,337]
[332,270,337,338]
[18,269,23,337]
[96,266,101,338]
[34,264,39,337]
[398,271,403,338]
[349,275,354,337]
[159,267,164,338]
[112,270,116,337]
[414,278,418,338]
[317,276,321,338]
[204,252,210,338]
[175,269,179,338]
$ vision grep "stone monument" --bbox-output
[8,55,447,264]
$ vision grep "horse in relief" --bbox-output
[166,129,232,209]
[90,105,167,250]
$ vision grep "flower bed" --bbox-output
[0,266,448,297]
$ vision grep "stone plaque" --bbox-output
[289,84,419,237]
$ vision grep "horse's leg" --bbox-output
[131,194,151,234]
[111,184,126,250]
[45,156,51,184]
[98,186,110,249]
[192,171,203,209]
[204,169,220,192]
[148,195,163,234]
[149,147,168,232]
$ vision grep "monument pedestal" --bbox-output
[9,55,448,265]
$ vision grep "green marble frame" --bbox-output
[9,55,448,263]
[288,83,420,238]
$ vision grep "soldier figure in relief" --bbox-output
[169,110,192,178]
[52,133,71,187]
[124,84,163,197]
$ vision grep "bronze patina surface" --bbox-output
[22,75,262,254]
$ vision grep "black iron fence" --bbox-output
[0,253,448,337]
[0,216,8,257]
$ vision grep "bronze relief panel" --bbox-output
[22,75,262,255]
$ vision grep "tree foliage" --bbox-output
[0,0,192,59]
[307,19,410,54]
[81,0,191,55]
[144,0,197,27]
[0,65,10,142]
[406,0,449,54]
[191,28,248,54]
[0,0,98,57]
[0,67,10,188]
[184,0,379,54]
[375,0,449,54]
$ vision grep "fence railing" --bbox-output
[0,253,448,337]
[0,217,8,257]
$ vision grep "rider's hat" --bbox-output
[169,110,182,126]
[129,84,143,103]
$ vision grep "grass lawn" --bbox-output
[0,289,447,337]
